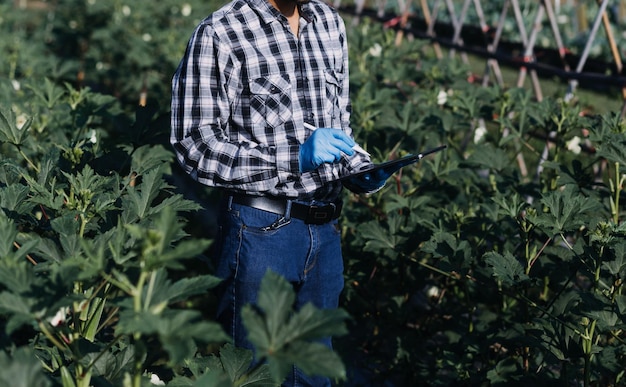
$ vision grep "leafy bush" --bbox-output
[337,20,626,386]
[0,2,349,386]
[1,2,625,387]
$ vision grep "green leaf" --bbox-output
[602,241,626,275]
[359,214,407,256]
[218,343,274,386]
[28,77,66,109]
[272,341,345,381]
[256,270,296,344]
[596,132,626,165]
[421,231,472,271]
[60,366,78,387]
[486,358,520,384]
[282,303,350,343]
[159,312,230,365]
[0,250,37,294]
[125,206,211,270]
[536,186,604,236]
[141,268,221,311]
[81,296,106,342]
[484,251,529,286]
[129,144,174,176]
[615,295,626,316]
[492,192,527,219]
[116,309,230,365]
[0,105,32,146]
[0,214,19,257]
[585,310,618,330]
[156,238,213,268]
[242,271,348,383]
[0,347,52,387]
[122,165,168,221]
[0,291,36,334]
[465,144,512,172]
[0,184,31,215]
[88,344,135,384]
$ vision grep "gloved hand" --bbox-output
[342,168,389,194]
[299,128,355,173]
[342,155,417,193]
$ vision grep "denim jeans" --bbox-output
[214,198,345,387]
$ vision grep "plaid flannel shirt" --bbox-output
[170,0,371,201]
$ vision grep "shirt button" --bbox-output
[270,86,279,93]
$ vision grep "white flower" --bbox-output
[142,33,152,42]
[149,373,165,386]
[69,20,78,29]
[474,125,487,144]
[49,307,70,327]
[368,43,382,57]
[88,129,97,144]
[426,285,441,299]
[181,3,192,17]
[566,136,582,154]
[87,0,96,5]
[16,113,28,129]
[11,80,20,91]
[437,89,447,105]
[122,5,131,16]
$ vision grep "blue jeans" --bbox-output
[214,198,345,387]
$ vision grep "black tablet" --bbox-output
[341,145,447,180]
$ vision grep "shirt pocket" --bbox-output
[324,69,344,123]
[248,73,293,132]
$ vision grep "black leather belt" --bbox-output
[229,194,342,225]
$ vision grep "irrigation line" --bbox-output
[340,3,626,113]
[340,6,626,90]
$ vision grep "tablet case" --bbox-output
[341,145,447,180]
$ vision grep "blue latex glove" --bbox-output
[342,168,389,194]
[299,128,355,173]
[342,155,416,193]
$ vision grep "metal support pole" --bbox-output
[425,0,444,59]
[510,0,544,100]
[482,0,509,87]
[565,0,611,101]
[543,0,571,72]
[443,0,470,64]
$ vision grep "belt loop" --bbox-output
[227,195,234,211]
[284,200,292,220]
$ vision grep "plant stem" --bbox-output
[18,147,40,173]
[38,321,67,352]
[132,270,149,387]
[79,213,87,238]
[612,162,621,224]
[583,319,597,387]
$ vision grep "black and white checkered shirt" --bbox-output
[170,0,371,201]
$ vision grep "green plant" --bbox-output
[0,79,349,386]
[337,21,626,386]
[2,3,626,387]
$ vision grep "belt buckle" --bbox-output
[304,203,336,225]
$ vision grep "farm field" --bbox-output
[1,1,625,386]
